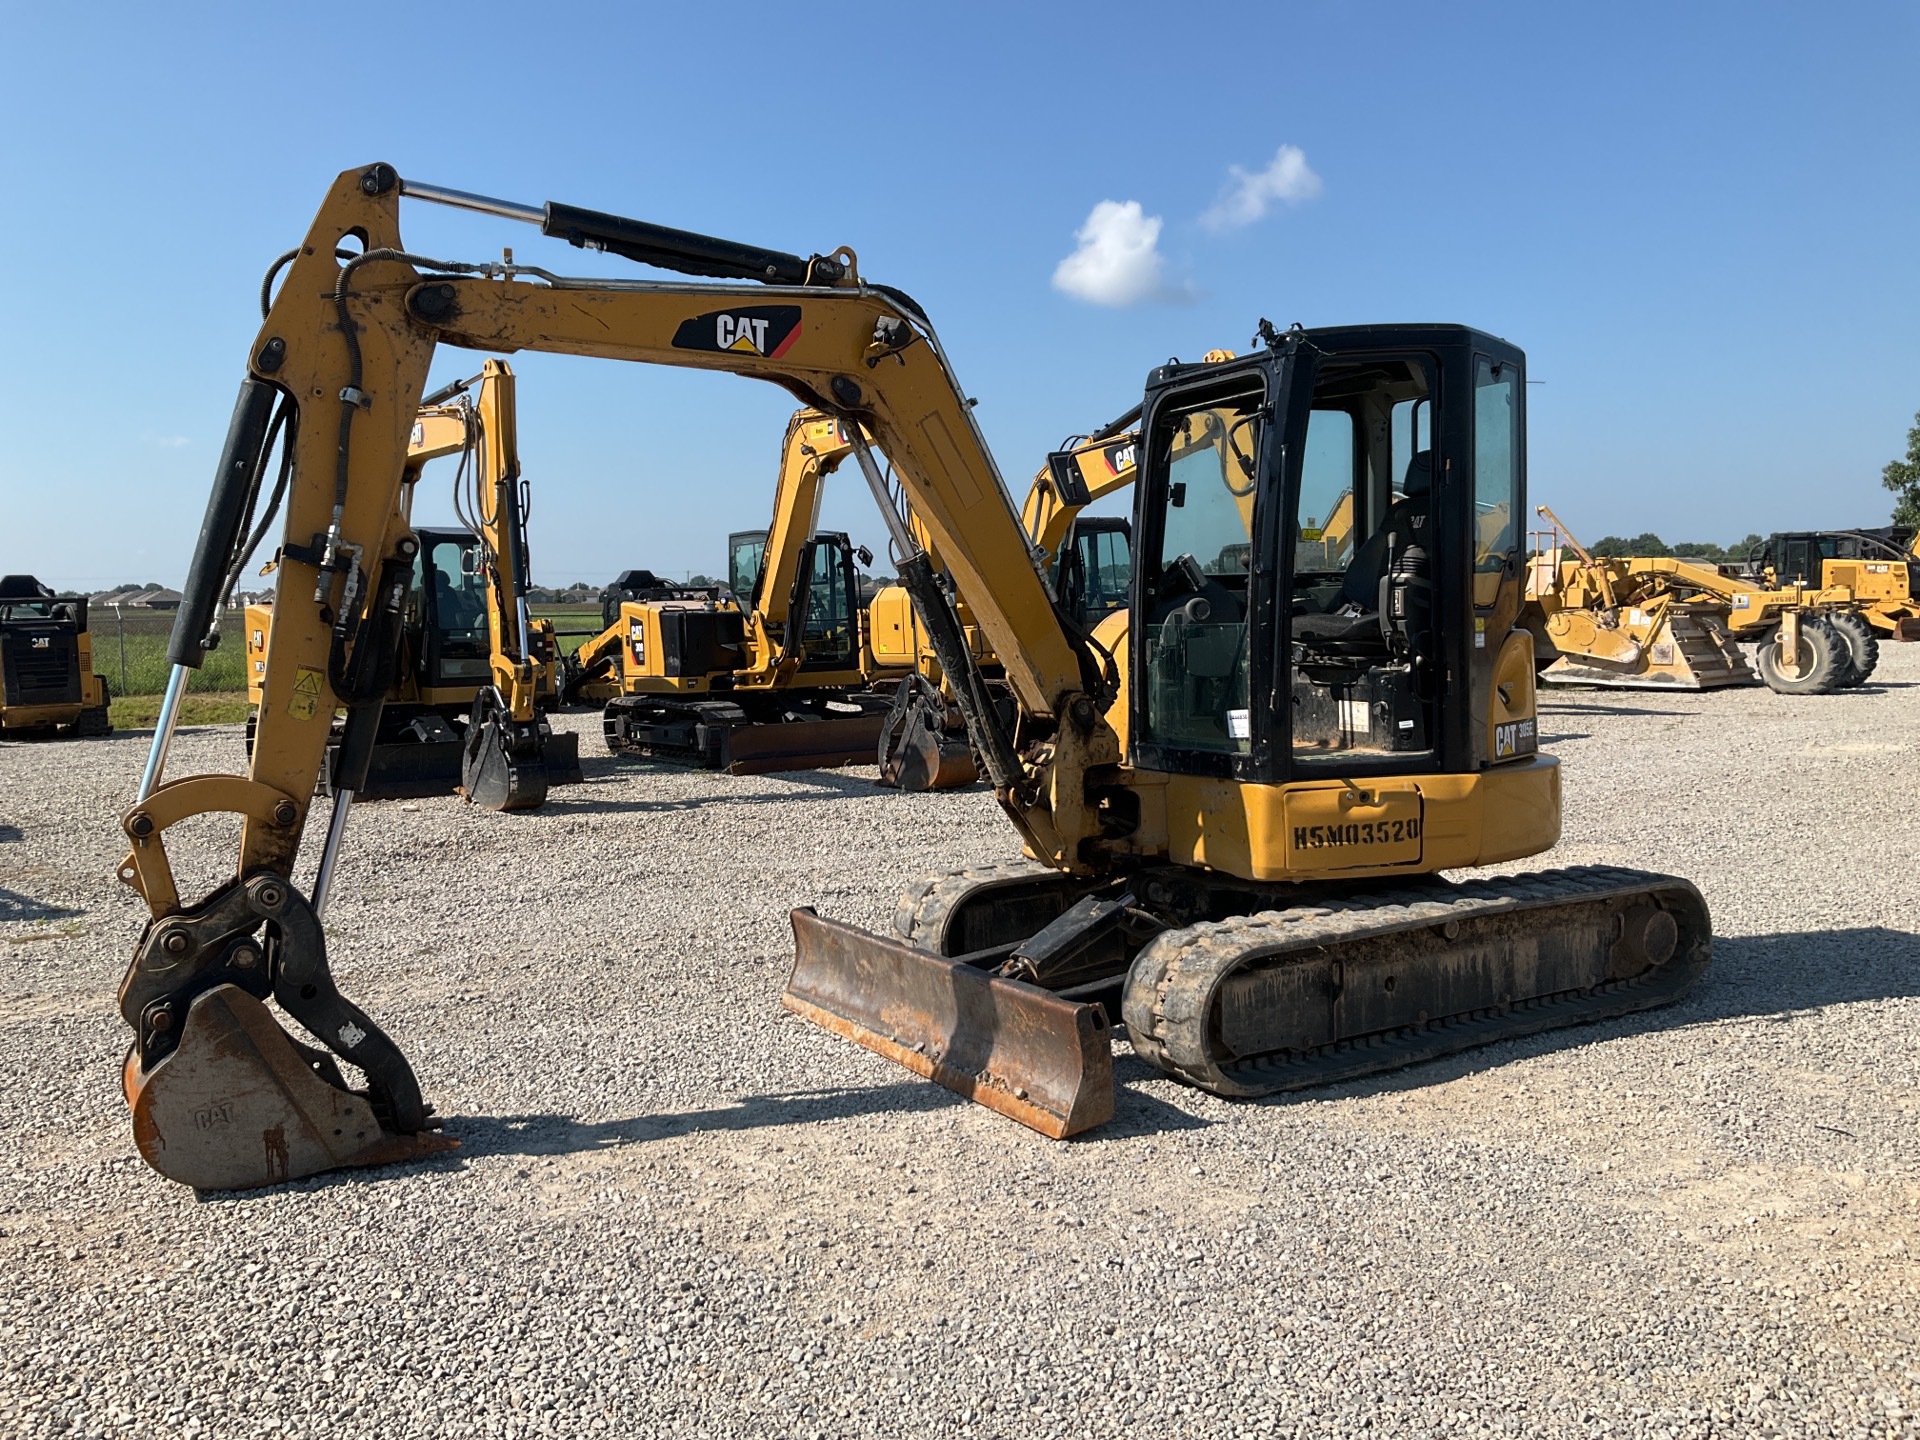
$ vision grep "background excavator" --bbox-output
[0,576,112,737]
[872,377,1243,791]
[115,165,1709,1189]
[871,423,1146,790]
[559,408,906,773]
[243,360,580,807]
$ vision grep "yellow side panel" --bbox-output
[1161,756,1560,882]
[868,585,918,670]
[1280,784,1423,871]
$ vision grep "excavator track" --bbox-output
[1124,865,1710,1097]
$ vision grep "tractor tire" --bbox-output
[1827,611,1879,686]
[1755,618,1848,695]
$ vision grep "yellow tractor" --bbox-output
[1750,529,1920,643]
[112,166,1709,1187]
[1526,512,1881,694]
[1523,508,1756,690]
[242,360,580,808]
[560,409,907,773]
[0,576,111,737]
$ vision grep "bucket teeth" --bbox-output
[783,908,1114,1138]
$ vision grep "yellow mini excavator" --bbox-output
[559,408,905,773]
[115,166,1710,1188]
[242,359,580,807]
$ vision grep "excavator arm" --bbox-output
[118,164,1112,1187]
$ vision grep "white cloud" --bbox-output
[1052,200,1190,307]
[143,433,190,449]
[1200,144,1322,232]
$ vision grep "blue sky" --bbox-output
[2,2,1915,590]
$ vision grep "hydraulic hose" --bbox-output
[169,378,277,668]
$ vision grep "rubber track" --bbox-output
[893,861,1068,950]
[1124,865,1710,1097]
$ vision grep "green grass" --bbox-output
[110,691,252,728]
[93,604,604,701]
[532,604,606,645]
[93,608,251,697]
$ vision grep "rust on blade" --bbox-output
[783,908,1114,1138]
[722,715,890,775]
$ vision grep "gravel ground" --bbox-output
[3,649,1918,1439]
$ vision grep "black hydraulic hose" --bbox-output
[896,553,1021,791]
[169,378,277,668]
[228,401,298,594]
[260,248,301,319]
[331,248,486,526]
[207,395,298,642]
[329,550,412,706]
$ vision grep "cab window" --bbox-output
[1473,357,1519,604]
[427,538,488,656]
[729,533,767,604]
[1140,383,1262,756]
[799,542,853,667]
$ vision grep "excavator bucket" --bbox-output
[874,675,978,791]
[783,909,1114,1138]
[124,986,457,1190]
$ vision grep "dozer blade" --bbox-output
[784,908,1114,1138]
[350,739,464,800]
[544,729,583,785]
[721,713,890,776]
[123,986,458,1191]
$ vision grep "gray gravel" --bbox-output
[3,649,1919,1439]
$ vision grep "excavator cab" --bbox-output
[791,531,863,671]
[410,529,494,693]
[1051,516,1132,630]
[1133,326,1526,779]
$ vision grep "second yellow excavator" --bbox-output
[243,360,580,807]
[560,409,906,772]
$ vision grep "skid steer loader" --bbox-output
[0,576,111,737]
[113,166,1709,1188]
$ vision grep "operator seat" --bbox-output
[1292,451,1432,647]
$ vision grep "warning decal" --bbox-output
[289,666,325,721]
